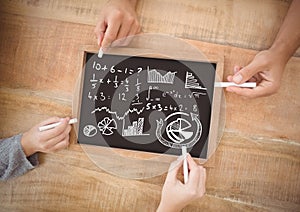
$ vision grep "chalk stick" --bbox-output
[215,82,256,88]
[39,118,78,132]
[98,47,104,58]
[182,146,189,184]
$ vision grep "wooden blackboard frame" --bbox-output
[73,44,224,164]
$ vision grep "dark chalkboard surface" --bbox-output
[78,53,216,159]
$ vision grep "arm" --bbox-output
[0,134,38,181]
[94,0,141,48]
[0,117,71,180]
[227,0,300,98]
[157,154,206,212]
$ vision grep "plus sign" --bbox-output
[101,65,108,71]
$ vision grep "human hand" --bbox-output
[20,117,72,157]
[94,0,141,48]
[226,49,287,98]
[157,154,206,212]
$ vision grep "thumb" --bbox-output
[232,62,259,84]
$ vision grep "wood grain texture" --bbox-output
[0,0,299,55]
[0,133,299,211]
[0,0,300,211]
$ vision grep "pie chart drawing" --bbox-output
[166,118,193,144]
[98,117,117,136]
[83,125,98,137]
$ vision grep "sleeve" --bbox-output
[0,134,39,181]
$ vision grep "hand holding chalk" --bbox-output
[157,154,206,212]
[20,117,73,157]
[226,50,286,98]
[94,0,140,48]
[39,118,77,132]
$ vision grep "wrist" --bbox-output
[157,201,182,212]
[269,40,294,64]
[20,132,36,157]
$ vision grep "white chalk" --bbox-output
[39,118,78,132]
[98,47,104,58]
[215,82,256,88]
[182,146,189,184]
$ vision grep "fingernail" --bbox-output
[233,74,243,83]
[234,66,239,72]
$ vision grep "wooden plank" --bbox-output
[0,0,299,56]
[0,87,72,138]
[0,133,299,211]
[0,12,96,94]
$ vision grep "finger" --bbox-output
[37,117,61,128]
[226,80,276,98]
[41,117,70,140]
[186,154,198,170]
[112,18,139,47]
[165,156,184,182]
[226,66,241,82]
[101,20,121,48]
[234,65,241,74]
[232,62,260,84]
[122,22,140,46]
[115,17,135,43]
[41,124,71,151]
[186,154,200,186]
[50,135,70,152]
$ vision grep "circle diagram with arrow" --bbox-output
[156,112,202,149]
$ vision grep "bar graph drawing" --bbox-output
[185,72,207,90]
[147,68,176,84]
[122,117,149,136]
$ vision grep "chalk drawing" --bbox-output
[166,118,193,144]
[155,112,202,149]
[122,117,149,137]
[147,67,176,84]
[83,125,98,137]
[97,117,117,136]
[185,72,207,90]
[92,106,145,121]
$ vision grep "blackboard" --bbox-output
[77,52,216,159]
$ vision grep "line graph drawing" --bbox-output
[122,117,149,136]
[185,72,207,90]
[91,106,145,121]
[147,67,176,84]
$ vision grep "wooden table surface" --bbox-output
[0,0,299,211]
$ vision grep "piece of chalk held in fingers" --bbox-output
[182,145,189,184]
[39,118,78,132]
[214,82,256,88]
[98,47,104,58]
